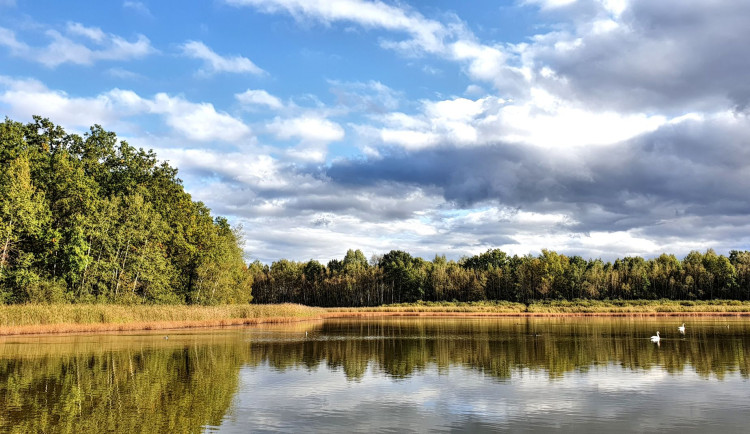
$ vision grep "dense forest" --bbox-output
[250,248,750,306]
[3,117,750,306]
[0,117,251,304]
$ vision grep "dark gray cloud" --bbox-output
[175,155,445,226]
[324,114,750,240]
[173,109,750,262]
[530,0,750,114]
[327,144,539,205]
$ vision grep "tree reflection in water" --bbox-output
[248,318,750,381]
[0,333,246,433]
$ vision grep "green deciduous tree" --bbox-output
[0,117,251,304]
[0,155,51,301]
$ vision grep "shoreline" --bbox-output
[324,311,750,318]
[2,304,750,336]
[0,315,320,337]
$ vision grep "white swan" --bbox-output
[650,331,660,342]
[678,323,685,333]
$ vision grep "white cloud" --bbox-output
[379,112,430,130]
[0,27,25,51]
[232,194,447,262]
[523,0,579,9]
[0,76,121,128]
[284,144,328,163]
[123,1,153,18]
[107,67,144,80]
[108,90,252,142]
[223,0,528,92]
[353,96,495,150]
[328,79,401,113]
[449,40,516,86]
[150,93,252,142]
[226,0,446,54]
[180,40,265,75]
[495,88,667,148]
[425,97,489,122]
[66,22,106,42]
[464,84,485,97]
[236,89,284,110]
[268,115,344,143]
[0,23,154,67]
[356,91,666,152]
[158,148,291,190]
[601,0,627,17]
[226,0,750,116]
[0,77,251,142]
[379,129,439,150]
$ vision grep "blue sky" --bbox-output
[2,0,750,263]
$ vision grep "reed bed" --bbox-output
[525,299,750,314]
[0,304,324,336]
[326,301,527,313]
[327,300,750,316]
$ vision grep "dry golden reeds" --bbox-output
[0,304,324,336]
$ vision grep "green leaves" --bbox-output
[251,247,750,307]
[0,117,252,304]
[0,154,51,299]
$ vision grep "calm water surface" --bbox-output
[2,317,750,433]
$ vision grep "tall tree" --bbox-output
[0,155,51,301]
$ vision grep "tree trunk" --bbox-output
[80,240,92,293]
[0,237,11,279]
[115,239,131,298]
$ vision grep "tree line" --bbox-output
[0,117,251,304]
[250,248,750,306]
[3,117,750,306]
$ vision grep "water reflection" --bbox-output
[247,317,750,380]
[232,318,750,432]
[0,333,247,433]
[1,317,749,432]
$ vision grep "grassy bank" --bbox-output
[327,299,750,316]
[326,300,526,314]
[3,300,750,336]
[0,304,325,336]
[525,299,750,313]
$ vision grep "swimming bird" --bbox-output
[650,331,660,342]
[678,323,685,333]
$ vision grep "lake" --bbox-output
[1,316,749,432]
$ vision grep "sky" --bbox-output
[1,0,749,264]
